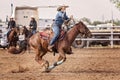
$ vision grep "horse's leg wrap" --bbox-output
[47,59,65,71]
[47,64,55,70]
[56,59,64,65]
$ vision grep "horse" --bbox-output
[7,27,20,48]
[21,26,33,40]
[8,26,32,54]
[20,26,33,53]
[12,21,92,72]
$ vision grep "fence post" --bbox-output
[86,38,90,48]
[110,26,113,48]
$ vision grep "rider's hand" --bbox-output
[70,15,73,20]
[11,28,14,30]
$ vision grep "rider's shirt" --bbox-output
[8,20,16,29]
[55,11,69,26]
[29,20,37,30]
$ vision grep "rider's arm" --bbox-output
[34,21,37,28]
[63,12,69,20]
[29,21,33,28]
[13,21,16,27]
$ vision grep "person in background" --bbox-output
[6,16,16,40]
[48,5,73,51]
[29,16,37,34]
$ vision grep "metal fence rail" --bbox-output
[75,26,120,48]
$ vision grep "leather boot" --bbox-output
[48,45,54,51]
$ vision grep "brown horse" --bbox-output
[7,27,20,48]
[11,21,92,72]
[21,26,33,40]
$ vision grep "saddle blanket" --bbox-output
[40,30,66,40]
[40,32,50,40]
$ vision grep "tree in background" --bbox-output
[80,17,91,25]
[110,0,120,10]
[110,0,120,26]
[92,21,104,26]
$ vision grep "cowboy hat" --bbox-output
[57,5,69,11]
[10,16,14,19]
[31,15,34,18]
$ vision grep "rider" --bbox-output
[6,16,16,41]
[29,15,37,34]
[48,5,73,51]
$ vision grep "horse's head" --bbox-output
[21,26,28,35]
[21,26,33,39]
[76,21,92,38]
[12,27,20,36]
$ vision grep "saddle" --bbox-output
[40,32,50,40]
[40,29,66,41]
[40,29,66,54]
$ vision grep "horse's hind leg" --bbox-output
[35,48,49,71]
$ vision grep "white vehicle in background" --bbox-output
[0,27,9,49]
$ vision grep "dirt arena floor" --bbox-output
[0,48,120,80]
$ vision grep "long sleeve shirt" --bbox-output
[29,20,37,30]
[7,20,16,29]
[55,11,69,26]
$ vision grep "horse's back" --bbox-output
[29,32,49,51]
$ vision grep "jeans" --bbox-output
[49,24,61,45]
[31,29,36,34]
[7,29,11,38]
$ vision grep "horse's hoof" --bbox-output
[41,67,51,73]
[44,68,52,73]
[41,60,50,72]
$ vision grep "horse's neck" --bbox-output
[25,30,32,38]
[25,30,29,37]
[11,31,16,35]
[9,31,14,37]
[67,26,79,45]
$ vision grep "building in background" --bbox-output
[38,18,54,30]
[15,6,39,26]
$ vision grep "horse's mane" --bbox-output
[75,21,84,26]
[67,21,82,31]
[75,21,88,30]
[67,21,88,35]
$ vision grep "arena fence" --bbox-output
[75,26,120,48]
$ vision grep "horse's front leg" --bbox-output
[8,41,11,49]
[14,41,17,47]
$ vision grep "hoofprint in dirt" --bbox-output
[0,48,120,80]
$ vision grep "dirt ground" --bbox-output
[0,48,120,80]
